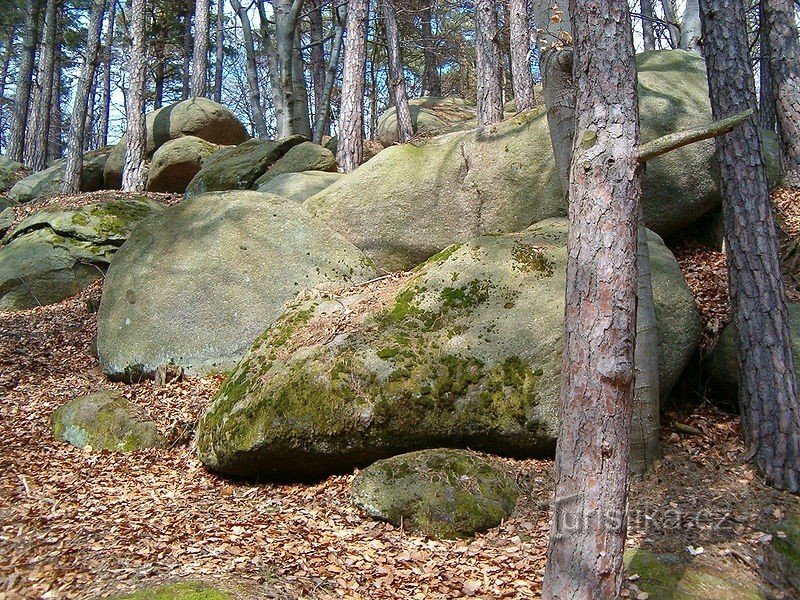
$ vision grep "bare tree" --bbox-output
[312,1,346,143]
[681,0,702,51]
[273,0,310,137]
[61,0,106,193]
[191,0,210,97]
[542,0,642,595]
[122,0,148,191]
[509,0,536,111]
[230,0,269,137]
[475,0,503,125]
[7,0,42,163]
[700,0,800,492]
[309,0,327,119]
[640,0,656,50]
[337,0,369,172]
[382,0,413,142]
[97,0,116,148]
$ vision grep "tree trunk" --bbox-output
[758,0,776,131]
[48,46,63,162]
[29,0,58,171]
[337,0,368,172]
[191,0,210,97]
[213,0,224,103]
[382,0,413,142]
[509,0,535,111]
[292,36,312,138]
[182,0,193,100]
[641,0,656,51]
[61,0,106,193]
[661,0,680,48]
[420,3,441,96]
[700,0,800,492]
[273,0,306,137]
[312,2,346,143]
[122,0,148,191]
[762,0,800,186]
[230,0,269,137]
[98,0,116,148]
[475,0,503,125]
[256,0,284,134]
[541,49,575,199]
[8,0,43,163]
[681,0,702,52]
[308,0,326,119]
[154,23,166,108]
[542,0,641,596]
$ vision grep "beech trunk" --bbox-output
[312,2,346,143]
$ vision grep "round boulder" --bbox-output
[376,97,478,148]
[97,191,377,380]
[351,448,519,538]
[253,141,337,188]
[146,136,220,193]
[256,170,343,202]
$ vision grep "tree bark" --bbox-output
[509,0,535,111]
[700,0,800,492]
[230,0,269,137]
[475,0,503,125]
[257,0,285,133]
[337,0,368,172]
[542,0,641,596]
[292,35,312,138]
[273,0,307,137]
[154,22,166,108]
[62,0,106,193]
[122,0,148,191]
[420,3,441,96]
[308,0,326,119]
[312,1,346,143]
[541,49,575,199]
[29,0,59,172]
[97,0,116,148]
[640,0,656,51]
[181,0,193,100]
[762,0,800,186]
[191,0,210,97]
[213,0,224,103]
[382,0,413,143]
[8,0,43,163]
[681,0,702,52]
[661,0,680,48]
[758,0,776,131]
[47,45,63,162]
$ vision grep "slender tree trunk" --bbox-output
[337,0,368,172]
[48,47,63,162]
[122,0,147,191]
[213,0,224,103]
[292,36,312,138]
[509,0,535,111]
[29,0,58,171]
[475,0,503,125]
[681,0,702,52]
[230,0,268,137]
[641,0,656,51]
[382,0,413,142]
[182,0,193,100]
[312,2,346,143]
[700,0,800,492]
[543,0,641,595]
[308,0,326,119]
[61,0,106,193]
[191,0,210,96]
[85,84,97,151]
[758,0,777,131]
[762,0,800,186]
[256,0,284,134]
[8,0,43,163]
[98,0,116,148]
[661,0,680,48]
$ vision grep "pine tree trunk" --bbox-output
[8,0,42,163]
[312,2,346,143]
[309,0,326,120]
[182,0,193,100]
[475,0,503,126]
[509,0,535,112]
[154,25,166,108]
[97,0,115,148]
[382,0,413,142]
[420,4,441,96]
[29,0,59,171]
[190,0,210,97]
[762,0,800,186]
[542,0,641,595]
[47,48,63,162]
[641,0,656,51]
[681,0,702,52]
[230,0,269,137]
[61,0,105,193]
[122,0,147,191]
[700,0,800,492]
[337,0,368,172]
[213,0,224,103]
[758,0,777,131]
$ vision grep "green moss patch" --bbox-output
[109,581,230,600]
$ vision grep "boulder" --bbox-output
[376,97,478,148]
[146,136,220,193]
[9,146,113,203]
[253,142,337,188]
[0,196,17,211]
[196,218,700,480]
[52,391,166,452]
[0,156,27,192]
[306,50,780,271]
[0,197,163,310]
[767,514,800,594]
[706,303,800,404]
[184,136,306,197]
[97,191,377,381]
[256,170,343,202]
[351,448,519,538]
[0,207,13,237]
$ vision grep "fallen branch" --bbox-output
[637,109,753,163]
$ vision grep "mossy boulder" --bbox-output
[0,156,27,192]
[184,136,306,198]
[624,549,765,599]
[253,141,337,188]
[306,50,780,271]
[0,207,13,237]
[768,514,800,593]
[9,146,113,203]
[256,170,343,201]
[0,198,163,310]
[706,303,800,405]
[351,448,518,538]
[196,218,700,480]
[376,97,478,147]
[52,391,166,452]
[146,136,220,193]
[97,191,376,380]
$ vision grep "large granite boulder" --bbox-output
[253,142,337,188]
[52,391,166,452]
[97,191,377,380]
[376,97,478,147]
[9,147,113,203]
[306,50,780,271]
[146,136,220,193]
[196,218,700,480]
[0,156,27,192]
[256,171,343,202]
[0,197,163,310]
[351,448,519,538]
[184,136,306,198]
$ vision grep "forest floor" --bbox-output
[1,190,800,599]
